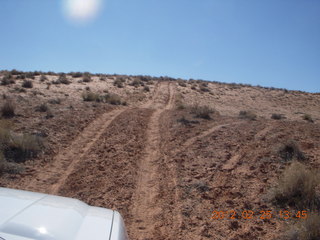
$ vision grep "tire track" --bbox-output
[25,108,126,195]
[129,82,176,240]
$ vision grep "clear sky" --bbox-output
[0,0,319,92]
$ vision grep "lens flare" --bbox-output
[63,0,102,24]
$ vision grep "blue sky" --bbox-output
[0,0,319,92]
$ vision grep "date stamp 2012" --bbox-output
[211,210,308,220]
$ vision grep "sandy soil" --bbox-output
[0,72,319,240]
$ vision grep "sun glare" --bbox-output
[63,0,103,24]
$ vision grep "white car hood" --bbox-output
[0,188,114,240]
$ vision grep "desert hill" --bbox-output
[0,70,319,240]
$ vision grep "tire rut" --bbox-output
[25,108,125,195]
[129,82,177,240]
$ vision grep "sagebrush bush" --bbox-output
[83,75,92,83]
[35,103,49,112]
[278,140,306,162]
[271,161,319,209]
[271,113,285,120]
[104,93,124,105]
[190,105,217,120]
[1,100,15,118]
[130,79,142,87]
[0,121,42,163]
[178,81,187,87]
[143,86,150,92]
[239,110,257,120]
[40,75,47,82]
[58,74,70,84]
[22,80,33,88]
[1,75,15,85]
[82,91,101,102]
[199,86,210,92]
[303,114,314,123]
[113,79,124,88]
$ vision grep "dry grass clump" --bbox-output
[277,140,306,162]
[6,133,43,162]
[271,113,285,120]
[270,161,319,209]
[239,110,257,120]
[190,105,217,120]
[22,80,33,88]
[283,212,320,240]
[1,100,15,118]
[0,120,43,164]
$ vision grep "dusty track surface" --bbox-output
[1,73,320,240]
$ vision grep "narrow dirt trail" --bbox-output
[25,108,125,194]
[129,81,176,240]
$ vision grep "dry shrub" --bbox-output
[1,100,15,118]
[82,91,101,102]
[104,93,124,105]
[271,161,319,209]
[113,79,124,88]
[58,74,70,84]
[35,103,49,112]
[303,114,314,123]
[178,81,187,87]
[271,113,285,120]
[6,133,43,162]
[199,86,210,92]
[283,212,320,240]
[0,152,23,175]
[239,110,257,120]
[0,120,42,163]
[190,105,217,120]
[48,98,61,104]
[40,75,47,82]
[130,79,142,87]
[143,86,150,92]
[278,140,306,162]
[22,80,33,88]
[1,75,15,85]
[83,74,92,82]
